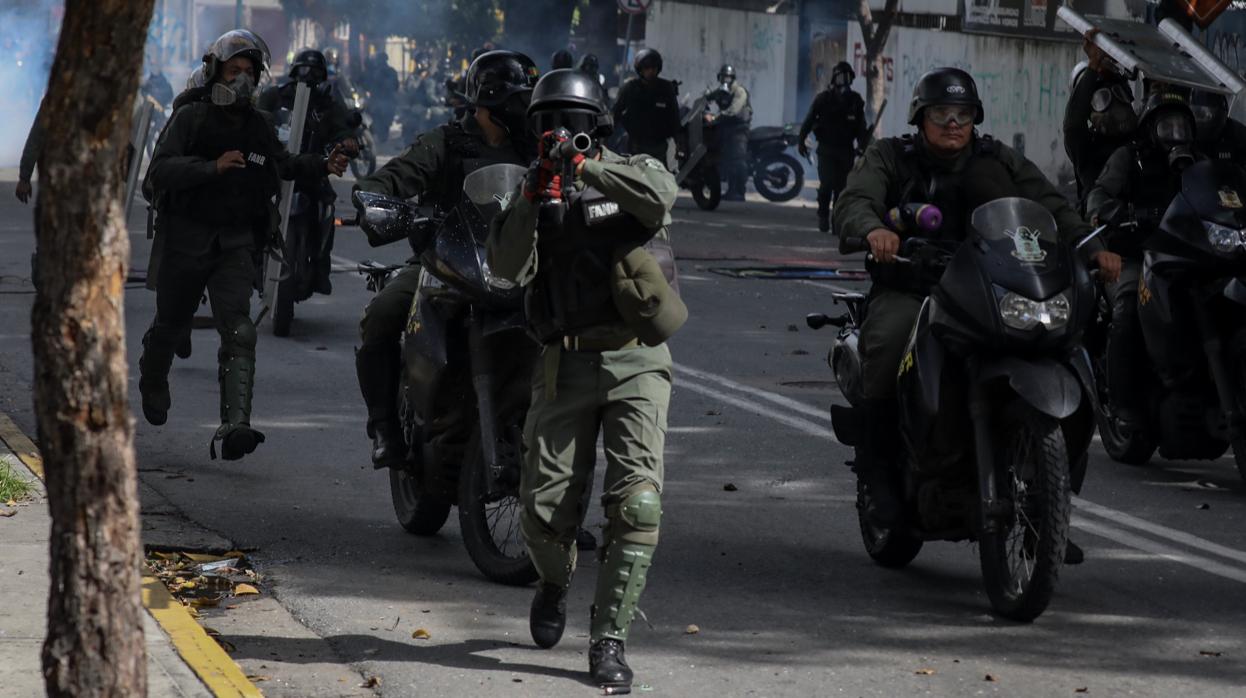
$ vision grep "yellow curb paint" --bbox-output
[0,412,262,698]
[0,413,43,480]
[143,572,262,698]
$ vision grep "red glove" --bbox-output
[523,159,562,203]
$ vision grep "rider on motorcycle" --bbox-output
[257,48,358,295]
[707,64,752,201]
[833,68,1121,557]
[1086,87,1200,431]
[351,50,538,469]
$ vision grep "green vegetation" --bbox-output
[0,458,35,503]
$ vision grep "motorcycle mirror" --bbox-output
[806,313,831,330]
[353,190,420,248]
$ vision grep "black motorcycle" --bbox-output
[1093,160,1246,478]
[675,95,723,211]
[354,163,539,586]
[812,199,1098,621]
[746,123,804,202]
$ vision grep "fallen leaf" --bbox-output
[723,483,738,492]
[1197,503,1211,510]
[705,409,721,416]
[225,605,239,610]
[361,676,381,688]
[915,668,936,676]
[245,675,271,682]
[189,596,221,608]
[182,553,229,563]
[984,673,998,682]
[0,509,16,517]
[233,583,259,596]
[684,624,700,635]
[1200,650,1223,657]
[412,628,431,640]
[6,499,17,506]
[1075,689,1088,694]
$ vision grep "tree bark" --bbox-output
[34,1,156,696]
[858,0,899,123]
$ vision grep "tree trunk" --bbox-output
[858,0,899,124]
[34,1,156,696]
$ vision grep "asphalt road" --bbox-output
[2,171,1246,697]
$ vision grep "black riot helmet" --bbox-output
[831,61,854,89]
[527,68,613,139]
[1138,89,1196,169]
[465,50,540,135]
[578,53,600,77]
[289,49,328,84]
[550,49,575,71]
[634,48,663,76]
[907,67,984,125]
[718,64,737,85]
[202,29,271,83]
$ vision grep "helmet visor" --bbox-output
[531,109,599,137]
[292,64,326,83]
[925,105,976,127]
[1153,112,1193,147]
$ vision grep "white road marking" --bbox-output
[1072,515,1246,585]
[674,362,1246,582]
[797,279,865,295]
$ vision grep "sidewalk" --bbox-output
[0,428,215,697]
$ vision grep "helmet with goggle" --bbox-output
[527,68,613,138]
[908,67,983,126]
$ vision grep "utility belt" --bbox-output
[560,332,640,353]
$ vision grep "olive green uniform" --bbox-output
[352,116,527,446]
[833,134,1096,400]
[487,150,679,643]
[141,99,327,452]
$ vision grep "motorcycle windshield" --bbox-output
[969,197,1071,300]
[1178,160,1246,229]
[423,164,527,303]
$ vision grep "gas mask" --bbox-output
[211,73,256,108]
[831,70,851,90]
[1151,111,1195,172]
[1088,84,1137,137]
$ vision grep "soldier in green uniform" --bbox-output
[352,50,539,469]
[487,69,686,692]
[833,67,1120,562]
[139,30,349,459]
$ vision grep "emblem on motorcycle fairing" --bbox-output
[1217,187,1243,209]
[493,191,516,211]
[1004,226,1048,264]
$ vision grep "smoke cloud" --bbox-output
[0,1,61,167]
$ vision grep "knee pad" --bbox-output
[611,488,661,546]
[221,318,257,358]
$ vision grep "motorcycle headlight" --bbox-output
[999,291,1071,331]
[1204,221,1245,253]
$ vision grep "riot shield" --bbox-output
[124,96,156,223]
[255,81,311,327]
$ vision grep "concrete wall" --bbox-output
[847,24,1081,182]
[644,0,801,126]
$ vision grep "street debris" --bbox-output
[362,676,382,688]
[705,409,722,416]
[1199,650,1223,657]
[985,673,998,682]
[146,550,260,612]
[1075,689,1088,694]
[915,668,936,676]
[1196,503,1210,510]
[684,624,700,635]
[787,324,799,332]
[412,628,431,640]
[791,349,810,355]
[723,483,738,492]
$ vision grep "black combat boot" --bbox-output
[175,330,193,359]
[817,211,830,233]
[356,344,405,469]
[138,326,176,426]
[589,638,633,691]
[855,399,902,528]
[529,582,568,649]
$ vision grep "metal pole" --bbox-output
[619,13,636,87]
[235,0,243,27]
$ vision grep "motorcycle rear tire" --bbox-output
[979,404,1071,623]
[389,466,452,536]
[753,152,804,203]
[690,171,721,211]
[1094,403,1156,466]
[458,429,538,586]
[856,476,922,568]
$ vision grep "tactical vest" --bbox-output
[525,187,656,342]
[168,105,281,228]
[812,90,863,149]
[894,133,1001,241]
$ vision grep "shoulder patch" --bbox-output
[641,156,667,170]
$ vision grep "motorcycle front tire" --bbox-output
[390,466,452,536]
[458,427,539,586]
[753,152,804,202]
[856,471,922,568]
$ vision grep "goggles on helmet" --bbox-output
[925,104,976,127]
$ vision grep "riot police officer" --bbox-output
[1087,88,1198,432]
[799,61,868,233]
[257,48,358,295]
[139,30,349,460]
[1063,34,1137,213]
[708,64,752,201]
[611,48,680,165]
[834,68,1120,561]
[365,52,399,143]
[352,50,538,469]
[487,69,684,692]
[550,49,575,71]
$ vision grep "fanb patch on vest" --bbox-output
[586,199,623,224]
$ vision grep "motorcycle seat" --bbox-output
[748,126,785,142]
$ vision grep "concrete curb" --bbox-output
[0,413,258,698]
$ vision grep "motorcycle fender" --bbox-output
[976,356,1083,420]
[403,291,451,421]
